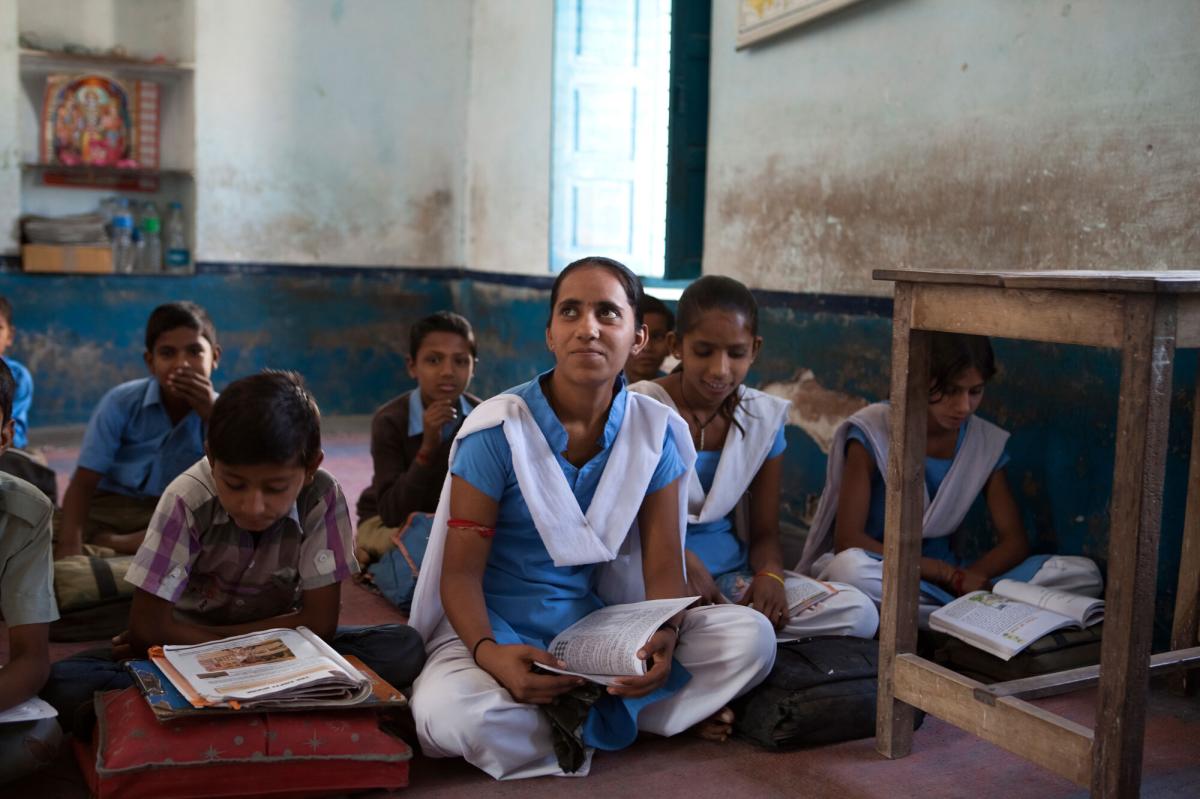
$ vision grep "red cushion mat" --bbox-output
[75,687,410,799]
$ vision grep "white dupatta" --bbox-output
[408,390,696,646]
[628,381,791,534]
[796,402,1010,575]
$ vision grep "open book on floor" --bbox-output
[929,579,1104,661]
[127,626,406,718]
[536,596,699,686]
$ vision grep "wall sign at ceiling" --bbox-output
[737,0,867,49]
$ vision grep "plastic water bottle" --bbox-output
[164,201,190,273]
[139,202,163,273]
[111,212,136,274]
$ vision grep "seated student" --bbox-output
[623,294,674,384]
[56,301,221,558]
[43,371,425,723]
[0,297,33,450]
[409,257,776,781]
[798,333,1102,626]
[355,311,481,565]
[630,276,877,640]
[0,360,61,784]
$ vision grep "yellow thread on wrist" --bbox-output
[755,571,786,588]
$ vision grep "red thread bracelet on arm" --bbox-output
[447,518,496,538]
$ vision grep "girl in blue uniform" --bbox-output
[800,333,1102,625]
[409,258,775,780]
[631,276,877,639]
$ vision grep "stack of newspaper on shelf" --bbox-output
[930,579,1104,661]
[21,213,109,245]
[143,627,373,712]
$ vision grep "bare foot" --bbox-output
[691,706,734,742]
[355,546,373,567]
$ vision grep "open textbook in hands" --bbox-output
[147,627,373,710]
[783,574,838,614]
[537,596,699,686]
[930,579,1104,661]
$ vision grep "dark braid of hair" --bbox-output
[675,275,760,438]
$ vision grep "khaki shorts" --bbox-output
[51,490,159,544]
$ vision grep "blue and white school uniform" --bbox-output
[630,382,878,640]
[799,402,1102,627]
[409,372,776,780]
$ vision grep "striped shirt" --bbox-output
[125,459,358,626]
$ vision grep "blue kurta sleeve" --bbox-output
[450,426,512,502]
[995,447,1011,472]
[646,426,688,493]
[767,420,786,458]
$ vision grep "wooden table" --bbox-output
[871,269,1200,798]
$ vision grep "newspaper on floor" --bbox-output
[150,626,371,710]
[537,596,699,686]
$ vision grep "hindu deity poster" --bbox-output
[40,74,160,170]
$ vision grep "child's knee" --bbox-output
[693,605,776,676]
[839,589,880,638]
[820,548,876,588]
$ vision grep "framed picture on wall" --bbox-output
[737,0,866,49]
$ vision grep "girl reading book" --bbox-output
[408,258,775,780]
[630,276,878,639]
[798,332,1102,626]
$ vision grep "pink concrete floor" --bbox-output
[12,424,1200,797]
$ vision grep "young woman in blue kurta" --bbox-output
[818,334,1101,608]
[437,259,693,735]
[633,276,877,639]
[412,261,776,779]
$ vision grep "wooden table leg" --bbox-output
[1169,353,1200,696]
[876,282,930,759]
[1092,295,1177,798]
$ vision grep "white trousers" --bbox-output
[818,548,1104,628]
[777,572,879,640]
[411,604,777,780]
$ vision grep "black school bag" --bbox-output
[731,636,924,750]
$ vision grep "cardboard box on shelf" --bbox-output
[22,244,113,274]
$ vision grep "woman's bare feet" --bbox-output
[691,706,734,742]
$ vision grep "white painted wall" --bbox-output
[4,0,551,270]
[463,0,554,276]
[195,0,471,265]
[0,0,19,252]
[704,0,1200,295]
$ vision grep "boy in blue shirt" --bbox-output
[55,302,221,559]
[0,296,33,450]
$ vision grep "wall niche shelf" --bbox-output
[14,1,197,272]
[19,48,194,81]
